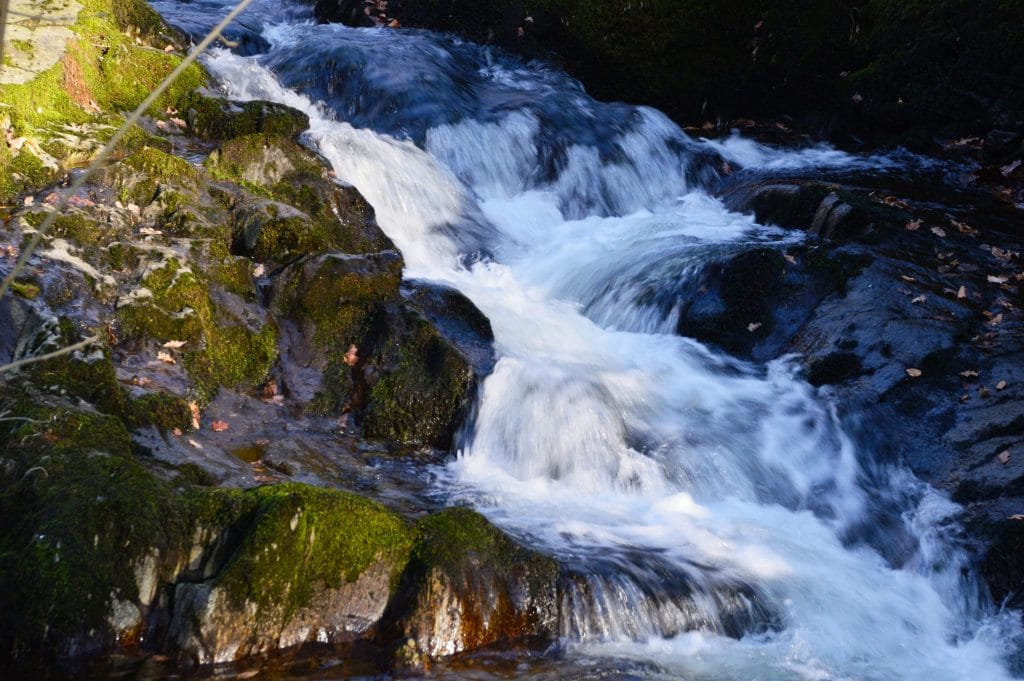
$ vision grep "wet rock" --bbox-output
[977,511,1024,608]
[168,484,413,665]
[184,98,310,142]
[209,134,392,257]
[384,508,560,658]
[270,253,479,448]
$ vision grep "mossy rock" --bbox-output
[0,390,190,661]
[119,258,278,401]
[183,96,311,142]
[127,391,193,433]
[168,483,414,663]
[210,134,391,257]
[21,317,126,418]
[362,311,476,449]
[386,507,560,657]
[272,251,403,348]
[0,0,207,204]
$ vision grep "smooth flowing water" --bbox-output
[151,2,1020,678]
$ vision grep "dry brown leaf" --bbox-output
[344,344,359,366]
[253,263,266,277]
[188,438,203,450]
[998,451,1011,465]
[911,295,926,304]
[189,401,201,430]
[957,285,967,300]
[162,340,187,349]
[905,219,922,231]
[211,420,229,432]
[784,254,797,265]
[156,351,176,364]
[931,226,947,238]
[996,380,1008,391]
[987,275,1009,284]
[900,275,916,283]
[959,370,980,378]
[906,368,922,378]
[171,427,183,437]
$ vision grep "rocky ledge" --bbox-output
[0,0,561,674]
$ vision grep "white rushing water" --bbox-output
[181,14,1022,680]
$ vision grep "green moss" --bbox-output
[0,386,194,660]
[183,95,310,141]
[362,317,473,448]
[119,259,207,342]
[185,324,278,399]
[25,318,127,418]
[119,258,278,400]
[127,391,192,433]
[10,280,41,300]
[208,483,413,621]
[0,0,209,205]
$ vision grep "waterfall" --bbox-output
[149,3,1022,677]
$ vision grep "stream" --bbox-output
[148,1,1021,678]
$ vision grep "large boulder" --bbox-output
[384,508,561,661]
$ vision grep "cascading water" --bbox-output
[151,3,1021,678]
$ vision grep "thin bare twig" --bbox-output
[0,0,9,73]
[0,333,101,374]
[0,0,255,375]
[0,0,256,303]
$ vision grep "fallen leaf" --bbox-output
[156,351,175,364]
[344,344,359,366]
[951,219,979,236]
[171,427,183,437]
[906,368,922,378]
[164,44,175,52]
[911,295,926,304]
[900,275,916,283]
[959,370,980,378]
[987,275,1009,284]
[262,380,278,398]
[996,380,1008,391]
[162,340,187,349]
[23,195,34,206]
[957,285,967,300]
[170,117,187,128]
[189,401,201,430]
[988,313,1004,325]
[253,263,266,277]
[188,438,203,450]
[211,420,229,432]
[998,451,1011,465]
[905,219,922,231]
[931,226,947,238]
[784,253,797,265]
[747,322,763,333]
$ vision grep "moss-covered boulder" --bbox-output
[184,97,311,142]
[118,257,278,401]
[384,508,560,659]
[209,134,392,261]
[0,388,195,662]
[361,310,476,448]
[167,484,414,665]
[270,253,479,447]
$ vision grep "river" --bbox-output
[147,1,1021,678]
